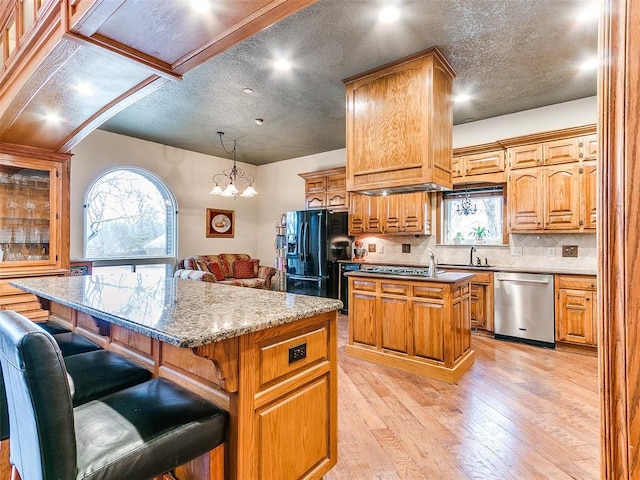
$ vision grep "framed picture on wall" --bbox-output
[206,209,235,238]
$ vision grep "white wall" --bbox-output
[70,130,260,262]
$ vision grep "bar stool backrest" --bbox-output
[0,310,77,480]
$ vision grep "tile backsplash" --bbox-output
[354,233,597,270]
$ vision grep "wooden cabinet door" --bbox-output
[350,291,377,346]
[401,191,426,233]
[306,193,325,209]
[326,191,347,211]
[326,172,346,191]
[579,134,598,162]
[544,165,580,230]
[583,163,597,230]
[508,144,543,169]
[543,137,579,165]
[463,150,505,176]
[451,156,463,178]
[348,193,366,235]
[305,175,326,193]
[380,296,409,353]
[509,169,543,231]
[365,195,383,233]
[382,194,401,234]
[412,300,445,362]
[556,289,594,345]
[469,284,486,330]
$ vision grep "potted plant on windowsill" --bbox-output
[469,226,488,244]
[453,232,464,245]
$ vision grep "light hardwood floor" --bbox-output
[326,315,599,479]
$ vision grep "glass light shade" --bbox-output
[221,183,239,197]
[240,185,258,197]
[209,184,223,195]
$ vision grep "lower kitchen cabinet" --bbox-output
[444,269,494,333]
[347,275,474,383]
[555,274,597,351]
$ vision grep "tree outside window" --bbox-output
[84,168,176,261]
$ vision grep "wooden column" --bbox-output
[599,0,640,477]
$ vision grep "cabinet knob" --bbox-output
[586,297,590,301]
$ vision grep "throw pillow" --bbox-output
[233,259,259,279]
[195,259,210,272]
[207,262,225,281]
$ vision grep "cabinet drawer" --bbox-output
[413,285,444,300]
[352,279,376,293]
[258,327,328,387]
[380,282,409,296]
[556,274,597,290]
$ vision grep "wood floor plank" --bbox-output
[326,315,599,479]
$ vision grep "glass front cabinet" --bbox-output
[0,147,70,301]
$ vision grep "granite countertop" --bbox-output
[11,274,342,348]
[338,260,597,276]
[345,270,475,283]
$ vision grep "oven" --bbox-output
[339,262,361,313]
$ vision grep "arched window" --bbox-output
[83,168,177,276]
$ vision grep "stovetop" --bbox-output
[360,265,436,277]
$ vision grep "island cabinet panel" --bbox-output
[347,276,473,383]
[412,300,444,361]
[344,48,455,193]
[380,297,409,353]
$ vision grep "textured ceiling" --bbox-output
[98,0,598,166]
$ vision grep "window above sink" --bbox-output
[439,186,508,246]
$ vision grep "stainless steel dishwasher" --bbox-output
[494,272,555,348]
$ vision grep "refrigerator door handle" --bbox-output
[317,221,323,277]
[301,222,307,262]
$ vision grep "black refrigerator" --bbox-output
[286,209,352,298]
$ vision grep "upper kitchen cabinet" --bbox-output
[343,47,456,194]
[349,192,431,236]
[299,167,348,212]
[452,142,507,185]
[0,0,314,153]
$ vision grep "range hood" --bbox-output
[344,47,456,195]
[356,182,452,196]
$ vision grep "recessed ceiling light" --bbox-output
[254,118,264,125]
[274,59,292,71]
[242,88,254,94]
[579,57,599,71]
[191,0,210,12]
[44,112,62,123]
[74,82,94,96]
[378,6,400,23]
[454,93,472,103]
[577,3,599,22]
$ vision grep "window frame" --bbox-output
[82,166,178,273]
[436,184,508,246]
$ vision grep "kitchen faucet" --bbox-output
[469,245,476,266]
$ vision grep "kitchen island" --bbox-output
[346,270,474,383]
[10,274,342,480]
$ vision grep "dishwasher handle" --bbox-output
[495,274,551,284]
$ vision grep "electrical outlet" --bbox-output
[379,245,384,253]
[402,244,411,253]
[562,245,578,257]
[416,246,425,254]
[547,247,556,257]
[288,343,307,364]
[368,243,376,253]
[511,246,523,256]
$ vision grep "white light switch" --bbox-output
[547,247,556,256]
[511,246,523,256]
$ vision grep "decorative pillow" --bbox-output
[233,259,259,279]
[195,259,210,272]
[207,262,225,281]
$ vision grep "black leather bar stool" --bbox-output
[0,310,228,480]
[0,317,152,443]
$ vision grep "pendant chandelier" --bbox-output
[455,187,477,216]
[209,132,257,198]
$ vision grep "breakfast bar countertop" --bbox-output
[11,274,342,348]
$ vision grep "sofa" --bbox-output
[174,253,276,289]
